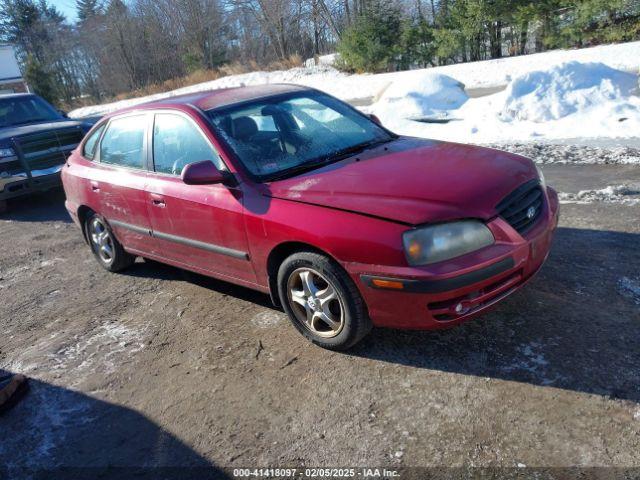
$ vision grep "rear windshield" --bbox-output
[207,91,392,181]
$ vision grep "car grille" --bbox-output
[14,127,84,172]
[496,179,543,234]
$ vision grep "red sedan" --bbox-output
[62,84,559,350]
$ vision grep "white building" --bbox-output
[0,44,27,94]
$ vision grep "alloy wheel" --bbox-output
[286,267,345,338]
[89,217,115,265]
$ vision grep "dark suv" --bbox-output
[0,93,92,213]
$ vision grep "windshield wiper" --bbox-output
[265,137,392,182]
[327,137,391,159]
[265,158,337,182]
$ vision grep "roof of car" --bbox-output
[132,83,314,113]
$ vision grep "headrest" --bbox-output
[232,116,258,141]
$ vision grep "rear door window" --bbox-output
[99,115,147,169]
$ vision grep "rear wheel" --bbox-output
[277,251,372,350]
[85,213,135,272]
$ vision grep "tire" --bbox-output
[277,251,372,350]
[0,200,7,214]
[84,212,135,272]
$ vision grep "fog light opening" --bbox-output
[454,302,469,315]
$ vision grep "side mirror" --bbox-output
[181,161,224,185]
[368,114,382,126]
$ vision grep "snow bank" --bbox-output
[484,143,640,165]
[303,53,338,68]
[69,65,352,119]
[558,183,640,204]
[371,72,468,120]
[368,60,640,145]
[502,62,638,122]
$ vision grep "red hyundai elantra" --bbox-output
[62,84,559,350]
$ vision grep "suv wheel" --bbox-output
[277,251,372,350]
[85,213,135,272]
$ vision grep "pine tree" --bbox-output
[337,1,403,73]
[24,54,58,104]
[76,0,102,23]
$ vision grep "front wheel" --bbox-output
[85,213,135,272]
[277,252,372,350]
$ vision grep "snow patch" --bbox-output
[502,341,563,385]
[4,322,148,386]
[618,277,640,305]
[371,72,468,121]
[0,383,93,472]
[501,62,638,122]
[304,53,338,68]
[558,183,640,205]
[251,311,286,328]
[486,144,640,165]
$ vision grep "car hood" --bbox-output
[0,119,87,140]
[265,137,538,225]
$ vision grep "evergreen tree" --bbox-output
[396,14,436,69]
[76,0,103,23]
[337,1,402,72]
[24,54,58,104]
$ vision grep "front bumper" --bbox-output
[346,187,560,330]
[0,165,64,201]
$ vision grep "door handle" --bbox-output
[90,181,100,192]
[150,194,166,207]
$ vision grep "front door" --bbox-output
[145,111,255,284]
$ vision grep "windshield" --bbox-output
[0,95,62,128]
[207,91,393,181]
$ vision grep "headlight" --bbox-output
[0,147,16,158]
[535,163,546,188]
[403,220,495,266]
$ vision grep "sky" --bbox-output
[49,0,78,23]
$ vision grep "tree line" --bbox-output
[1,0,638,107]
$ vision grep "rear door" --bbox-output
[93,113,153,254]
[144,110,255,283]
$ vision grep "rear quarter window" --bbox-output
[82,123,106,160]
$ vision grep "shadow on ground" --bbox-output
[349,227,640,403]
[0,369,230,479]
[0,189,71,223]
[123,258,279,310]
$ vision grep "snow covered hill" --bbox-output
[69,41,640,145]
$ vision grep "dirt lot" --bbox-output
[0,156,639,479]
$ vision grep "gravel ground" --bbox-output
[0,145,639,479]
[487,143,640,165]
